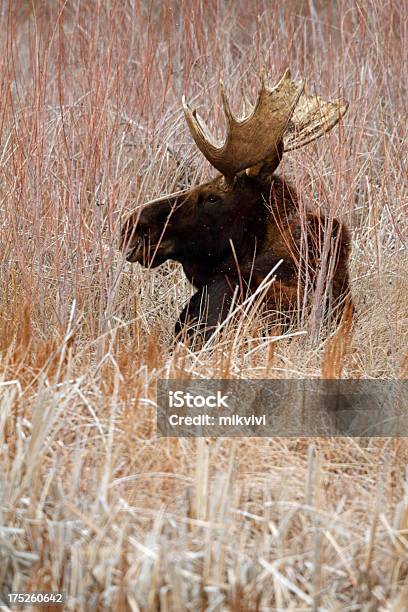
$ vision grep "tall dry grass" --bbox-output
[0,0,407,609]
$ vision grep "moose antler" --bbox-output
[182,69,348,179]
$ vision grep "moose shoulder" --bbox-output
[121,69,353,341]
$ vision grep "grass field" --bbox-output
[0,0,407,609]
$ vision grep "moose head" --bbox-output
[121,69,351,340]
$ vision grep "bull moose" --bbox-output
[121,69,352,341]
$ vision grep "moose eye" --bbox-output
[206,194,220,204]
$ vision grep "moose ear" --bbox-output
[246,140,284,183]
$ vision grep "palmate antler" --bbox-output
[182,69,348,180]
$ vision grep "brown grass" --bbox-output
[0,0,407,609]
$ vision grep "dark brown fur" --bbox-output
[121,172,352,340]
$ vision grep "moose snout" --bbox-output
[120,197,181,265]
[120,212,144,261]
[120,212,171,265]
[123,236,143,263]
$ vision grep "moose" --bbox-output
[121,69,352,341]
